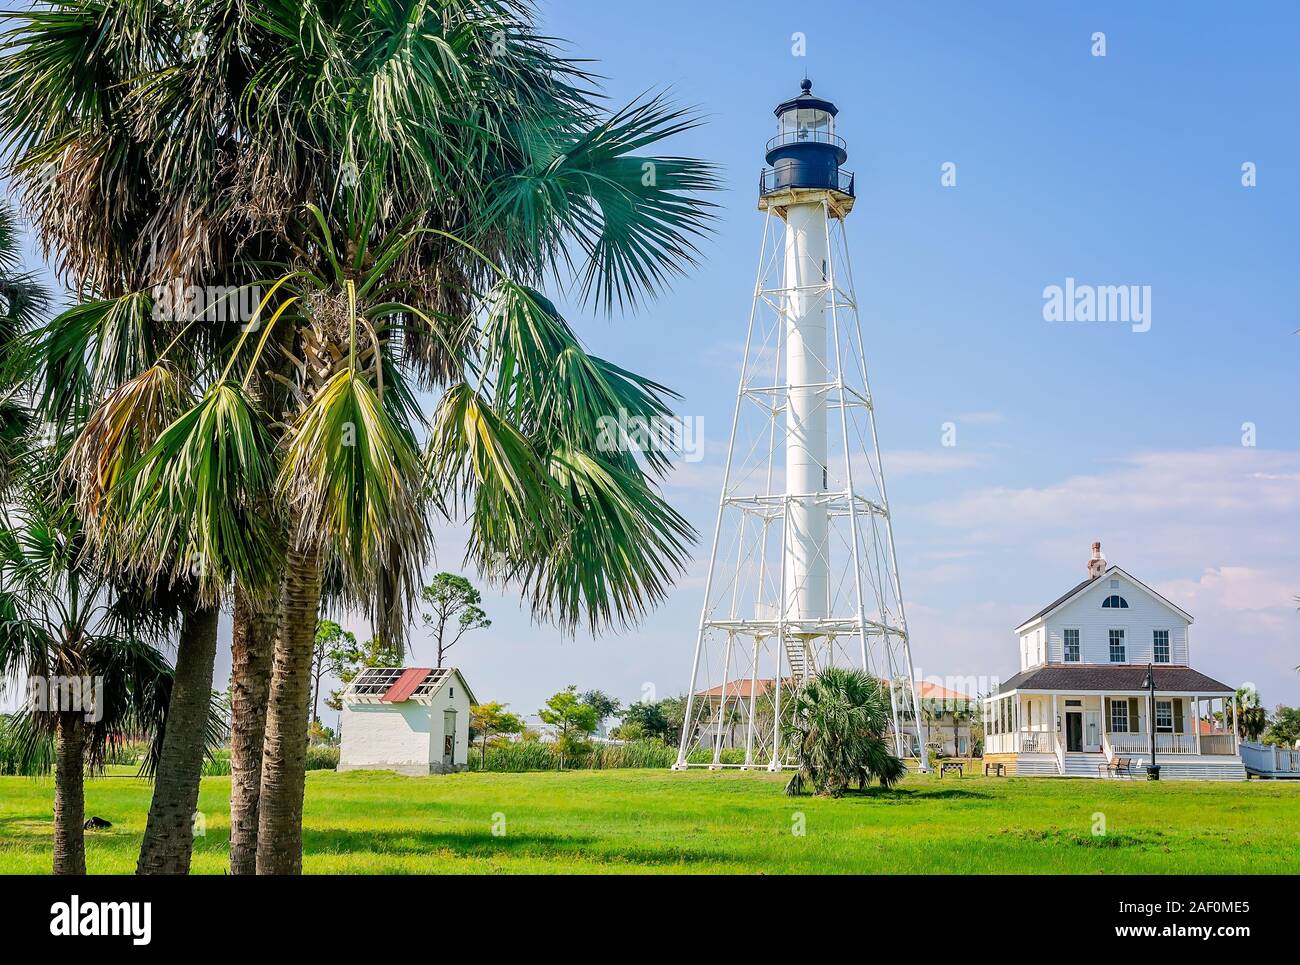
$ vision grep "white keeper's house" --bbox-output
[982,542,1245,780]
[337,666,474,775]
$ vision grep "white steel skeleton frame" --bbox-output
[675,196,927,771]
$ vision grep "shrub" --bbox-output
[305,745,340,771]
[685,746,750,766]
[784,667,905,796]
[0,715,52,776]
[467,738,681,772]
[468,739,561,772]
[586,739,676,769]
[104,739,148,767]
[201,748,232,776]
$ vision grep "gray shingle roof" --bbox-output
[1017,576,1098,629]
[996,664,1233,695]
[1016,565,1194,631]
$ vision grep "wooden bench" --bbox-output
[1100,757,1134,778]
[984,761,1005,777]
[939,762,964,779]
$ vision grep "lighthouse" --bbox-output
[768,79,844,628]
[676,81,927,771]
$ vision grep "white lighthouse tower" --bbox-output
[675,80,927,770]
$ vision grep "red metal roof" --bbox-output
[917,681,970,701]
[382,667,433,703]
[695,678,782,699]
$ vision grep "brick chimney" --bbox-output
[1087,541,1106,579]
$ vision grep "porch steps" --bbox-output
[1061,752,1107,778]
[1013,756,1060,776]
[1151,760,1246,781]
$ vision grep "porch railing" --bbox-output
[1199,733,1236,756]
[985,730,1055,755]
[1107,732,1216,755]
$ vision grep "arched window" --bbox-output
[1102,595,1129,609]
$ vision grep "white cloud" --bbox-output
[912,448,1300,705]
[929,448,1300,529]
[1157,567,1298,614]
[883,449,990,476]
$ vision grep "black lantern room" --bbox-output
[760,79,853,199]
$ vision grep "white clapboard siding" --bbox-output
[1018,569,1190,670]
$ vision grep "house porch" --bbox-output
[982,689,1243,778]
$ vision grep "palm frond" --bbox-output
[63,363,186,530]
[112,381,282,604]
[429,380,560,549]
[483,94,720,311]
[279,368,427,640]
[518,446,693,631]
[30,294,161,429]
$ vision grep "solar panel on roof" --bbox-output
[410,667,451,696]
[345,666,457,703]
[347,667,405,697]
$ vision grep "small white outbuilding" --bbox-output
[337,667,475,775]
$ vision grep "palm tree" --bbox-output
[784,667,907,797]
[0,200,45,475]
[0,199,223,874]
[949,699,974,758]
[1231,686,1267,741]
[2,0,717,874]
[0,444,199,873]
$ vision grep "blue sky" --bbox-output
[9,1,1300,718]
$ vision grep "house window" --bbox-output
[1064,628,1080,662]
[1109,579,1119,589]
[1155,700,1173,733]
[1110,700,1129,733]
[1153,630,1170,664]
[1108,629,1126,662]
[1102,595,1129,609]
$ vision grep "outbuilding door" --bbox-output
[442,710,457,766]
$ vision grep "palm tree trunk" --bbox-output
[228,588,276,875]
[255,540,323,874]
[136,603,219,875]
[53,714,86,875]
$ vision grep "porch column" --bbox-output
[1232,693,1239,752]
[1193,695,1201,755]
[1050,693,1058,754]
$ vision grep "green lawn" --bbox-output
[2,768,1298,873]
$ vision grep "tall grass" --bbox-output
[0,715,48,775]
[467,739,683,772]
[201,748,231,776]
[468,740,561,772]
[305,745,340,771]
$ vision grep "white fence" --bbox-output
[1240,741,1300,776]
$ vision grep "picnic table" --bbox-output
[939,762,964,778]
